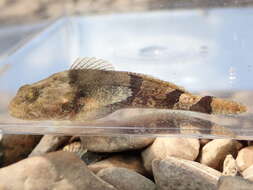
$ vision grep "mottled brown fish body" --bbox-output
[117,72,246,115]
[68,70,246,119]
[9,69,246,121]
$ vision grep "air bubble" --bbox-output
[139,46,168,57]
[229,66,236,82]
[199,45,209,57]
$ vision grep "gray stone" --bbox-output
[82,151,111,165]
[62,140,110,164]
[88,153,147,176]
[0,151,117,190]
[152,157,221,190]
[97,167,156,190]
[217,176,253,190]
[29,135,70,157]
[142,137,200,173]
[81,136,154,152]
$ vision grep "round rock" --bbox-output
[97,167,156,190]
[88,153,148,176]
[242,165,253,181]
[222,154,238,176]
[0,151,117,190]
[152,157,221,190]
[217,176,253,190]
[199,139,242,170]
[236,145,253,172]
[141,137,200,173]
[0,134,41,166]
[29,135,70,157]
[81,136,154,152]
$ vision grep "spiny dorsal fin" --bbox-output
[70,57,115,71]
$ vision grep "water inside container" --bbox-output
[0,8,252,139]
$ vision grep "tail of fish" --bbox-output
[127,73,247,115]
[169,92,247,115]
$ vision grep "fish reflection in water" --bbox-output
[59,108,235,138]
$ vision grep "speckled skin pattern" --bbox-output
[9,69,247,121]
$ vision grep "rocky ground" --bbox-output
[1,133,253,189]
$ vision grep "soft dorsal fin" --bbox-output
[70,57,115,71]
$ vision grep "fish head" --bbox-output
[9,71,78,120]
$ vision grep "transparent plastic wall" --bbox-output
[0,0,253,139]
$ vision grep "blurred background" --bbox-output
[1,0,253,25]
[0,0,253,58]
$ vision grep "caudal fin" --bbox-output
[173,93,247,115]
[209,97,247,114]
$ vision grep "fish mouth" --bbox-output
[8,98,37,120]
[9,106,41,120]
[8,94,70,120]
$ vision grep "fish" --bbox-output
[8,57,247,121]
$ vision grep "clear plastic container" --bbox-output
[0,8,252,139]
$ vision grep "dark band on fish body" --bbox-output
[66,70,86,114]
[125,74,143,104]
[69,70,79,85]
[163,89,184,108]
[61,91,86,115]
[72,90,86,113]
[190,96,213,114]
